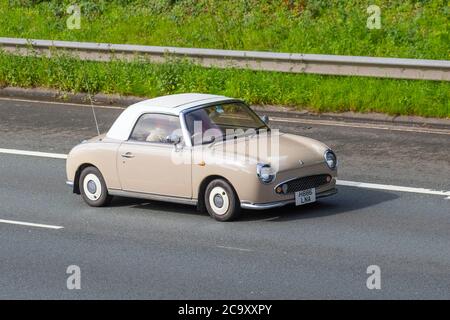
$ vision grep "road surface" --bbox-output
[0,97,449,299]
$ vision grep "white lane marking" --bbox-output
[337,180,450,199]
[1,148,449,199]
[0,219,64,230]
[0,148,67,159]
[271,117,450,136]
[217,245,253,252]
[0,97,125,110]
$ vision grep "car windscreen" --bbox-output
[184,102,268,144]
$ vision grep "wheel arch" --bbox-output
[196,175,240,211]
[73,163,98,194]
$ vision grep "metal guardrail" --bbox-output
[0,37,449,81]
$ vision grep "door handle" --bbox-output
[121,152,135,158]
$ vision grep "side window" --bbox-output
[129,114,182,143]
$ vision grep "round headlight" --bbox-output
[324,150,337,170]
[257,163,276,184]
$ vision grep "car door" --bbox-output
[117,113,191,198]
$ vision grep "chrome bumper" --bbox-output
[240,188,338,210]
[66,180,74,187]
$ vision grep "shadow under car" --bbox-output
[106,185,399,222]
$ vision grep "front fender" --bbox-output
[66,141,121,191]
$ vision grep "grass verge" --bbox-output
[0,52,448,118]
[1,0,449,60]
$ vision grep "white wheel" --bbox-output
[208,186,230,216]
[204,179,240,221]
[79,167,112,207]
[82,173,102,201]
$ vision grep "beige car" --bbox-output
[66,93,337,221]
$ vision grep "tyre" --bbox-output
[204,179,240,222]
[79,166,112,207]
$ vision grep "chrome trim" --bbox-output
[241,188,338,210]
[108,189,197,206]
[241,199,294,210]
[121,140,178,148]
[66,180,74,187]
[179,111,193,147]
[121,152,135,158]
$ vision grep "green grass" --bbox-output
[1,51,448,118]
[1,0,449,60]
[1,1,448,118]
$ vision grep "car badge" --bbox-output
[299,160,304,166]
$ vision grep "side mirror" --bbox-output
[166,134,181,145]
[261,115,270,125]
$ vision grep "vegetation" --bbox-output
[1,0,448,59]
[1,52,448,117]
[0,1,448,117]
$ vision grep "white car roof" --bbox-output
[106,93,238,141]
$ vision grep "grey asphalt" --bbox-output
[0,98,449,299]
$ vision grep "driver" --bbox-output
[185,109,222,144]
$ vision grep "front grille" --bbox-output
[279,174,331,194]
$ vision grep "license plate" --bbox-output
[295,188,316,206]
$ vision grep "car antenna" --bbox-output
[88,92,100,136]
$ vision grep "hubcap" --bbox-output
[213,194,224,208]
[209,186,229,215]
[83,173,102,201]
[87,180,97,194]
